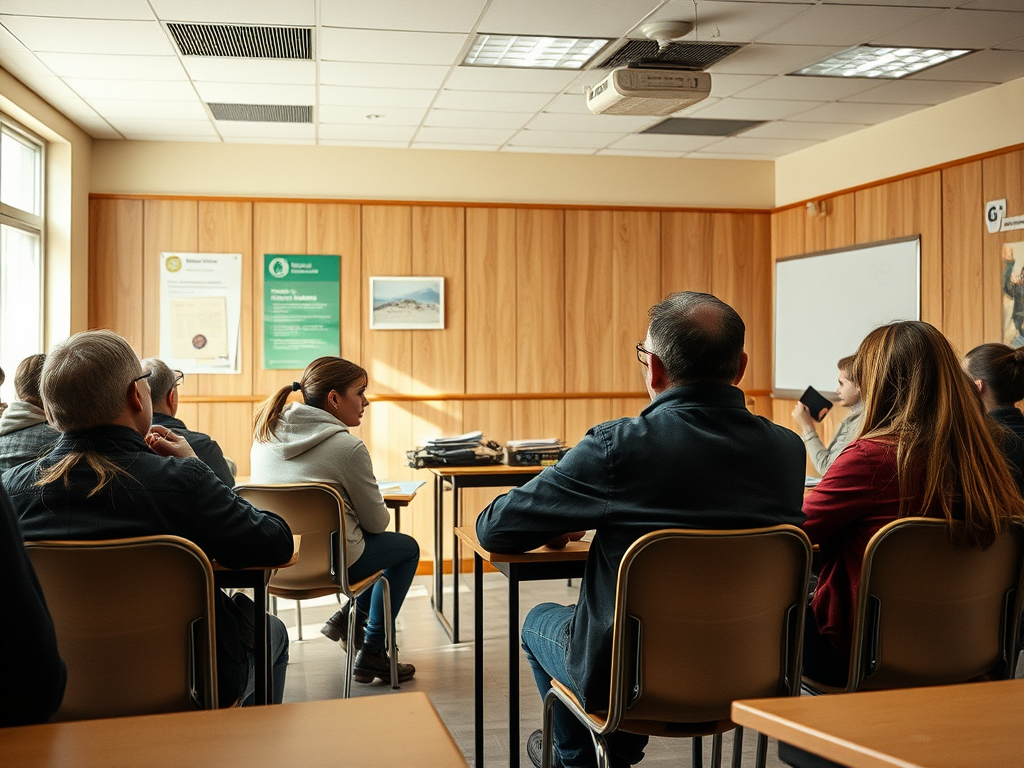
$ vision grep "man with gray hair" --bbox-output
[477,292,806,768]
[142,358,235,487]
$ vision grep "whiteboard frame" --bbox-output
[773,235,921,400]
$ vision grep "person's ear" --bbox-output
[647,352,669,392]
[168,386,178,413]
[732,351,749,385]
[127,381,146,414]
[974,379,985,394]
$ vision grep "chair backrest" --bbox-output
[848,517,1024,692]
[604,525,812,734]
[25,535,217,721]
[234,483,349,596]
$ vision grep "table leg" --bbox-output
[474,552,484,768]
[452,479,461,643]
[254,572,269,705]
[432,475,443,615]
[509,566,520,768]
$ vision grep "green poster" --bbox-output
[263,254,340,369]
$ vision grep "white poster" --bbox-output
[159,252,241,374]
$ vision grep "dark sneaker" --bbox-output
[352,647,416,684]
[320,605,366,653]
[527,729,561,768]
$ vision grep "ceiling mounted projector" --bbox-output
[584,67,712,116]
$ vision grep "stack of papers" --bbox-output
[378,480,426,495]
[507,438,562,450]
[425,431,483,452]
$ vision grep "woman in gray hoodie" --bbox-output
[0,354,59,473]
[250,357,418,685]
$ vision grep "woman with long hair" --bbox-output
[251,357,418,685]
[802,321,1024,684]
[0,354,59,472]
[964,342,1024,490]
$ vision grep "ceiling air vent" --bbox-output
[168,22,312,59]
[596,40,742,70]
[642,117,764,137]
[208,103,313,123]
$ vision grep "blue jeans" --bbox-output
[347,531,420,652]
[240,613,290,705]
[522,603,648,768]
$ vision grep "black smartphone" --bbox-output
[800,386,833,422]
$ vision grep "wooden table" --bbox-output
[379,480,426,532]
[732,678,1024,768]
[425,465,544,643]
[456,525,589,768]
[1,692,467,768]
[212,535,299,705]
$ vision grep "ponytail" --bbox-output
[253,384,296,443]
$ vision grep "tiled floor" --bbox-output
[278,574,791,768]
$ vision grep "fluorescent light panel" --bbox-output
[793,45,972,79]
[463,34,608,70]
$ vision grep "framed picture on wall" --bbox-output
[369,276,445,330]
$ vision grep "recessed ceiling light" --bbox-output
[462,34,609,70]
[792,45,973,79]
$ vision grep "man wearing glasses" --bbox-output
[476,292,806,768]
[142,358,235,487]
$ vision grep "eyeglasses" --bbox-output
[173,371,184,388]
[131,371,152,385]
[636,342,653,367]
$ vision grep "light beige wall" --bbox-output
[0,67,92,343]
[776,76,1024,206]
[90,140,775,209]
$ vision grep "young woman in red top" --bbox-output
[802,320,1024,685]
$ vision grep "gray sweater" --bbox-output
[0,401,59,473]
[802,401,864,476]
[249,403,389,564]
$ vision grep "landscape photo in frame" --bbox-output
[370,276,445,330]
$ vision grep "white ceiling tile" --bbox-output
[0,22,26,51]
[913,49,1024,82]
[215,122,315,139]
[64,77,196,101]
[820,0,958,7]
[0,16,175,56]
[411,142,502,151]
[998,36,1024,52]
[0,49,60,84]
[693,136,821,155]
[708,44,847,75]
[479,0,659,38]
[686,98,821,120]
[738,121,864,141]
[544,93,590,114]
[732,74,881,102]
[638,1,813,44]
[445,66,578,93]
[319,124,416,141]
[508,129,622,149]
[88,98,210,119]
[319,139,410,148]
[609,133,724,152]
[873,9,1024,49]
[0,0,153,20]
[320,61,449,90]
[525,111,657,133]
[707,73,774,99]
[670,97,723,116]
[755,5,937,46]
[788,101,926,124]
[194,82,315,106]
[685,149,782,161]
[122,134,221,143]
[320,28,467,66]
[149,0,315,25]
[221,135,313,145]
[321,0,487,34]
[424,109,532,130]
[319,104,427,126]
[839,79,992,105]
[320,85,436,108]
[500,145,596,155]
[183,58,315,85]
[35,52,184,81]
[961,0,1024,9]
[72,116,123,139]
[106,117,217,136]
[415,125,517,144]
[596,148,687,157]
[433,89,554,112]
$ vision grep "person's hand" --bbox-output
[791,402,816,431]
[545,531,587,550]
[145,424,197,459]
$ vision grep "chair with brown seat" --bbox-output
[541,525,813,768]
[233,482,398,697]
[25,535,217,722]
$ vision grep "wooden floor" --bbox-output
[278,575,791,768]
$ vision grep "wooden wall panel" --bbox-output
[307,203,361,364]
[942,162,984,356]
[514,400,564,442]
[749,214,773,392]
[89,198,144,348]
[141,200,197,367]
[564,397,648,446]
[770,206,805,263]
[661,212,712,294]
[516,209,564,394]
[982,149,1024,344]
[826,193,857,250]
[253,202,307,395]
[195,402,254,478]
[466,208,517,393]
[198,201,253,398]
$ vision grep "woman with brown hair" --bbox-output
[802,321,1024,684]
[251,357,418,685]
[0,354,59,472]
[964,342,1024,490]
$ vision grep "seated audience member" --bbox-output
[4,330,293,707]
[476,292,806,768]
[964,342,1024,489]
[791,355,862,475]
[0,354,60,472]
[0,482,66,726]
[142,358,235,486]
[803,322,1024,685]
[250,357,418,684]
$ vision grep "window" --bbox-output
[0,117,44,403]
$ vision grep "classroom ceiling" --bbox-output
[1,0,1023,160]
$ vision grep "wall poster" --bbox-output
[159,252,241,374]
[263,254,340,369]
[1001,241,1024,347]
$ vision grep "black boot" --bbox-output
[352,647,416,684]
[320,601,367,653]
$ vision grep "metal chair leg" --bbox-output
[343,601,358,698]
[731,726,744,768]
[755,733,768,768]
[588,732,611,768]
[542,690,558,768]
[711,733,723,768]
[382,577,398,689]
[295,600,303,641]
[692,737,703,768]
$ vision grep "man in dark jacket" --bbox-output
[142,358,235,486]
[476,292,806,768]
[4,330,293,707]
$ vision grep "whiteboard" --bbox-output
[774,237,920,398]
